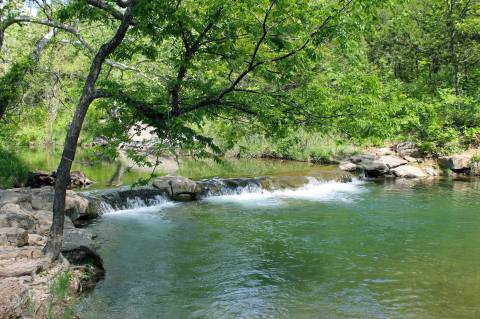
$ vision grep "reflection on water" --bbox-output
[78,179,480,319]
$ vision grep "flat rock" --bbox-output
[153,176,201,200]
[0,258,49,278]
[391,165,426,178]
[0,204,36,230]
[0,228,28,247]
[378,155,408,169]
[339,161,357,172]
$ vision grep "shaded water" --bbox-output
[78,178,480,318]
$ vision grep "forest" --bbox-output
[0,1,480,318]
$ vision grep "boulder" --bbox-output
[31,210,74,235]
[69,171,94,188]
[356,159,390,177]
[438,154,472,173]
[61,228,104,281]
[396,142,421,158]
[152,176,202,200]
[339,161,357,172]
[0,228,28,247]
[378,155,408,169]
[0,204,36,231]
[28,234,46,246]
[27,188,90,223]
[0,192,32,210]
[0,258,49,278]
[391,165,426,178]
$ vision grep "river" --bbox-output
[77,177,480,318]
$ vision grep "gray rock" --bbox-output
[424,167,438,176]
[0,228,28,247]
[0,204,36,231]
[357,160,390,177]
[339,161,357,172]
[0,258,48,278]
[152,176,202,200]
[62,228,104,280]
[391,165,426,178]
[438,154,472,173]
[31,210,74,235]
[0,191,32,210]
[396,142,421,158]
[378,155,408,169]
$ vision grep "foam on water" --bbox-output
[102,195,176,216]
[203,177,365,206]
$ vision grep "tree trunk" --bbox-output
[447,0,460,97]
[43,6,135,260]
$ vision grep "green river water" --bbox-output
[76,176,480,319]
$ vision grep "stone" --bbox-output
[391,165,426,178]
[31,210,74,235]
[152,176,201,200]
[0,228,28,247]
[403,155,418,163]
[25,171,93,189]
[339,161,357,172]
[396,142,421,158]
[61,229,104,281]
[438,154,473,173]
[0,204,36,231]
[28,234,46,246]
[0,258,49,278]
[69,171,94,188]
[0,191,32,210]
[424,167,438,176]
[356,160,390,177]
[378,155,408,169]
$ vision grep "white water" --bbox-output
[101,195,176,216]
[99,178,365,214]
[204,177,365,206]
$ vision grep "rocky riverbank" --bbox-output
[0,188,103,319]
[338,142,480,178]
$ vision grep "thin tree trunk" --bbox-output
[447,0,460,96]
[43,6,134,260]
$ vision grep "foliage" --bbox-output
[47,271,76,319]
[0,148,29,188]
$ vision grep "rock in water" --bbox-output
[438,154,473,174]
[356,159,390,177]
[152,176,202,200]
[339,161,357,172]
[391,165,426,178]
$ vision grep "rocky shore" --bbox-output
[339,142,480,178]
[0,188,103,319]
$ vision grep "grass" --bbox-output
[47,271,76,319]
[0,148,30,188]
[226,131,360,164]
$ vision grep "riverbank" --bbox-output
[0,187,104,318]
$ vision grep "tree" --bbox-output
[42,0,368,259]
